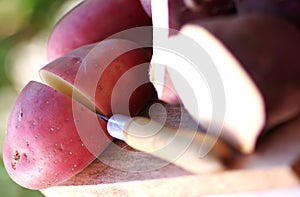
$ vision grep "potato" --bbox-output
[178,14,300,152]
[47,0,151,60]
[3,81,111,189]
[41,39,155,116]
[3,39,156,189]
[234,0,300,25]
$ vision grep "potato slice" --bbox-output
[40,39,156,117]
[167,14,300,153]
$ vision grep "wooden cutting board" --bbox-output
[41,103,300,196]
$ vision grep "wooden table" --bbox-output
[41,103,300,196]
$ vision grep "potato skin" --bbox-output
[47,0,152,60]
[3,81,111,189]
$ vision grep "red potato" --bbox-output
[3,39,156,189]
[234,0,300,25]
[178,14,300,152]
[41,39,156,116]
[47,0,151,60]
[3,81,111,189]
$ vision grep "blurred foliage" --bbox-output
[0,0,69,86]
[0,0,72,196]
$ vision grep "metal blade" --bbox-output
[96,113,109,122]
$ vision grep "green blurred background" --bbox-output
[0,0,81,196]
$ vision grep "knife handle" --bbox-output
[107,115,232,174]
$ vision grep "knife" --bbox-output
[97,113,232,174]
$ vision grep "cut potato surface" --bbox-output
[40,44,97,114]
[167,24,265,154]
